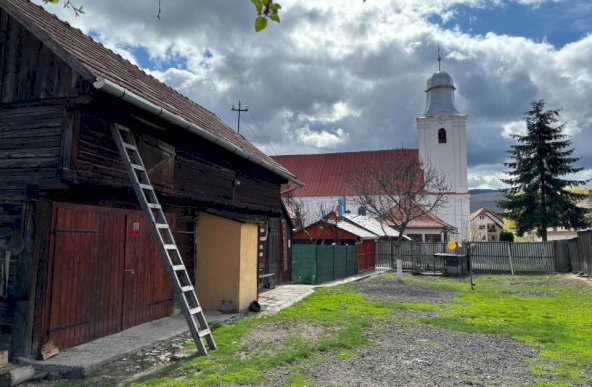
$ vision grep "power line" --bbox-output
[247,110,278,155]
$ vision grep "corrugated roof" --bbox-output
[343,214,405,238]
[272,149,419,196]
[335,221,377,239]
[1,0,295,182]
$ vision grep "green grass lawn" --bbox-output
[410,274,592,386]
[95,274,591,386]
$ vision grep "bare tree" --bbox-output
[283,195,341,244]
[351,151,449,282]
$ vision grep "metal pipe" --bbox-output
[93,78,304,187]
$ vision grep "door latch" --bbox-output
[124,269,135,275]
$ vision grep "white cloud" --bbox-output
[294,127,349,148]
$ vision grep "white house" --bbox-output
[469,208,504,241]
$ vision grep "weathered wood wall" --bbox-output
[0,8,86,103]
[68,102,284,218]
[0,101,66,190]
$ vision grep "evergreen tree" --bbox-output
[500,99,589,241]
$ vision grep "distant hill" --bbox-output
[469,189,504,214]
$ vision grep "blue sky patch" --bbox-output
[430,1,592,48]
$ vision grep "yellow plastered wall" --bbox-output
[195,213,257,311]
[237,222,258,310]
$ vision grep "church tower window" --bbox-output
[438,128,447,143]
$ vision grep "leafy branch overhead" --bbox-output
[251,0,281,32]
[42,0,84,16]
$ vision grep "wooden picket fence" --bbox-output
[376,240,559,274]
[556,230,592,277]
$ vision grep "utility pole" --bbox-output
[231,100,248,134]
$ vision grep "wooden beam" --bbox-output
[28,198,51,357]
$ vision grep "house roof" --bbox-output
[1,0,299,184]
[387,202,456,230]
[470,208,504,227]
[272,149,419,196]
[342,214,408,239]
[335,221,378,239]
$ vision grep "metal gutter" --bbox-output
[93,78,304,187]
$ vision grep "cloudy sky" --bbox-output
[36,0,592,189]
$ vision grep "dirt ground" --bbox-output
[26,274,547,386]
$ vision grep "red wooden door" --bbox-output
[122,213,174,329]
[45,203,173,350]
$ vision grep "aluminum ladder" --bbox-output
[110,123,216,356]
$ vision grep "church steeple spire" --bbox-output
[437,45,441,72]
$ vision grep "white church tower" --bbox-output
[417,55,470,236]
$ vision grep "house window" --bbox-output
[479,215,485,220]
[358,206,367,216]
[438,128,447,143]
[478,225,486,230]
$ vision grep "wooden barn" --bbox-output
[0,0,301,359]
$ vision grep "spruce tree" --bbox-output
[500,99,590,241]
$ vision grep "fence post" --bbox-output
[315,245,319,285]
[332,245,335,281]
[507,242,514,275]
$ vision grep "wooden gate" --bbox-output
[357,240,376,272]
[43,203,173,349]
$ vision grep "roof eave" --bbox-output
[93,78,304,187]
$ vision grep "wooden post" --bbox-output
[507,242,514,275]
[468,244,475,290]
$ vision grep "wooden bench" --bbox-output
[258,273,276,289]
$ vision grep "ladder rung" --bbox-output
[198,329,211,338]
[164,244,177,250]
[180,285,194,292]
[172,265,185,271]
[139,183,154,190]
[147,203,161,209]
[122,142,138,151]
[155,223,169,229]
[188,306,202,315]
[116,126,130,133]
[131,163,145,171]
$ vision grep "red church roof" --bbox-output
[272,149,419,196]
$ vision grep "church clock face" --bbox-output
[436,113,447,125]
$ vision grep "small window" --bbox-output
[438,128,447,143]
[357,206,366,216]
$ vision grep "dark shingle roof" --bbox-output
[1,0,295,181]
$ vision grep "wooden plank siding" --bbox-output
[0,8,86,103]
[0,103,65,189]
[69,103,284,217]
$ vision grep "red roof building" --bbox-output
[272,149,419,197]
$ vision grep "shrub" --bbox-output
[499,231,514,242]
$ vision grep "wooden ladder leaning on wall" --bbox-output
[110,123,216,356]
